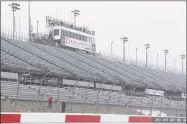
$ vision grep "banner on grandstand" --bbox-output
[61,37,92,52]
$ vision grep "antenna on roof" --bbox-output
[71,9,80,27]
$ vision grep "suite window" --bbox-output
[71,32,74,38]
[61,30,65,38]
[54,29,59,36]
[80,35,83,41]
[85,36,87,42]
[87,37,89,42]
[67,31,71,37]
[77,34,81,40]
[92,38,95,44]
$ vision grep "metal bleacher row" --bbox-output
[1,80,185,115]
[1,36,186,93]
[1,36,186,115]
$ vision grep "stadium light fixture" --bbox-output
[143,44,150,67]
[71,9,80,27]
[179,54,185,74]
[120,37,128,62]
[9,2,20,38]
[162,49,169,71]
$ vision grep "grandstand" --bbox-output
[1,30,186,116]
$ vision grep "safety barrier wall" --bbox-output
[1,113,186,123]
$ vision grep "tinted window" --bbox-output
[65,30,67,37]
[87,37,89,42]
[83,35,85,41]
[67,31,70,37]
[61,30,65,38]
[80,35,83,41]
[77,34,81,40]
[85,36,87,42]
[74,33,76,39]
[92,38,95,43]
[54,29,59,36]
[71,32,74,38]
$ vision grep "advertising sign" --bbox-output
[62,37,92,52]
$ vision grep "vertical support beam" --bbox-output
[140,92,144,114]
[149,90,158,116]
[15,68,30,108]
[57,75,65,101]
[95,79,107,113]
[83,80,93,113]
[106,84,115,113]
[117,84,127,114]
[70,78,81,112]
[159,96,163,116]
[38,71,51,109]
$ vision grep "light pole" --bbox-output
[28,1,31,42]
[19,16,20,40]
[179,54,185,74]
[136,48,138,65]
[9,3,20,38]
[162,49,169,71]
[120,37,128,62]
[174,59,176,72]
[111,41,113,55]
[143,44,150,67]
[71,9,80,27]
[37,21,39,35]
[157,53,159,69]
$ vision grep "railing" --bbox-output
[98,50,185,75]
[1,28,186,75]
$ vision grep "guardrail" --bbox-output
[1,113,186,123]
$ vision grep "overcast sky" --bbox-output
[1,1,186,74]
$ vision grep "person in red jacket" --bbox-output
[48,96,52,108]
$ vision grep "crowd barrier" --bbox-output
[1,113,186,123]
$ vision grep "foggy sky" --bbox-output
[1,1,186,74]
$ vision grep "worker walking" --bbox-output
[61,101,66,113]
[48,96,52,108]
